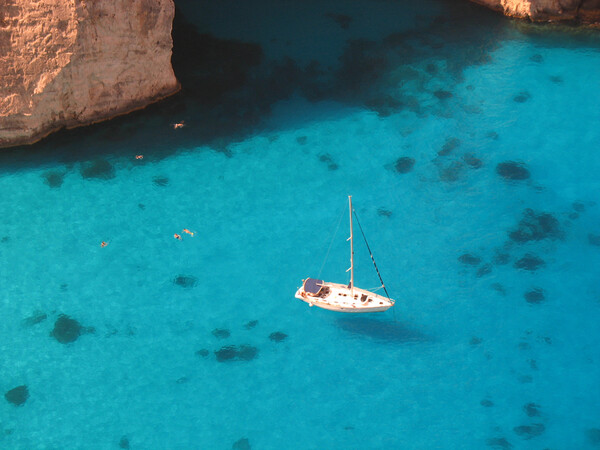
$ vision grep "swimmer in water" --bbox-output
[135,155,143,160]
[183,229,194,236]
[101,241,108,247]
[174,233,182,240]
[172,121,185,129]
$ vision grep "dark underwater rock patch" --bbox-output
[42,170,65,188]
[470,336,482,346]
[269,331,288,342]
[572,202,585,212]
[486,437,513,449]
[434,89,453,100]
[232,437,251,450]
[212,328,231,339]
[476,264,492,277]
[496,161,530,180]
[195,349,210,358]
[463,153,482,168]
[513,423,545,439]
[51,314,83,344]
[529,54,543,63]
[514,254,545,271]
[513,92,531,103]
[318,153,338,170]
[325,12,352,30]
[509,209,562,243]
[524,288,545,304]
[486,131,499,140]
[493,252,510,265]
[480,398,494,407]
[394,156,415,174]
[439,161,463,182]
[173,275,197,288]
[22,311,47,327]
[5,385,28,406]
[365,95,403,116]
[215,345,258,362]
[588,234,600,246]
[245,320,258,329]
[524,403,541,417]
[586,428,600,446]
[377,208,392,218]
[119,436,130,449]
[81,159,115,180]
[152,176,169,187]
[438,137,460,156]
[549,75,563,84]
[296,135,308,145]
[491,283,506,295]
[458,253,481,266]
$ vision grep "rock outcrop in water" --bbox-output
[470,0,600,24]
[0,0,179,148]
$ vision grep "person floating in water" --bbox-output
[100,241,109,247]
[135,155,143,160]
[183,229,194,236]
[174,233,182,240]
[172,121,185,129]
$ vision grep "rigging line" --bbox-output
[317,204,346,280]
[352,208,392,302]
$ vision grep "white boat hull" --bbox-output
[295,281,394,313]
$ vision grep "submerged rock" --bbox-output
[486,437,513,449]
[232,437,251,450]
[588,234,600,247]
[173,275,197,288]
[245,320,259,329]
[514,254,545,271]
[458,253,481,266]
[51,314,83,343]
[42,170,65,188]
[524,402,541,417]
[496,161,530,181]
[195,349,210,358]
[152,176,170,187]
[22,311,47,327]
[269,331,288,342]
[438,137,461,156]
[476,264,492,277]
[215,345,259,362]
[524,288,545,304]
[480,398,494,407]
[434,89,453,100]
[212,328,231,339]
[119,436,130,449]
[509,209,562,243]
[513,423,545,439]
[81,159,116,180]
[5,385,29,406]
[586,428,600,446]
[394,156,415,174]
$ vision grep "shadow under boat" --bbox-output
[335,317,434,344]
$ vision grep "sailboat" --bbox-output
[295,196,395,313]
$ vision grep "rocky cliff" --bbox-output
[0,0,179,148]
[470,0,600,23]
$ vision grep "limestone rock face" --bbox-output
[470,0,600,23]
[0,0,179,148]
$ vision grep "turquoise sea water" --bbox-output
[2,1,600,448]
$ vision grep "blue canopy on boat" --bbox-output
[304,278,324,294]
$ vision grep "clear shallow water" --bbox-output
[2,1,600,448]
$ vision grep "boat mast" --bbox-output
[348,195,354,295]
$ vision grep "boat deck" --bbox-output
[295,281,394,313]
